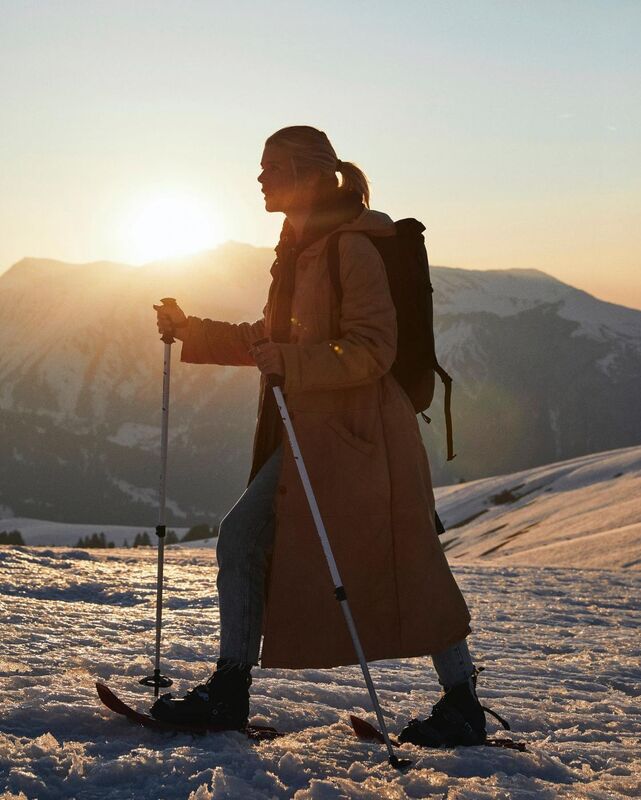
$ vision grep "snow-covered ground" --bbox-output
[1,546,639,799]
[436,445,641,570]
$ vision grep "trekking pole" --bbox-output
[256,350,410,770]
[140,297,176,696]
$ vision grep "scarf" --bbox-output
[268,188,364,343]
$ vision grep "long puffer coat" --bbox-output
[180,207,471,668]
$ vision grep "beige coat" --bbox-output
[181,208,471,669]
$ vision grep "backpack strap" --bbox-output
[434,363,456,461]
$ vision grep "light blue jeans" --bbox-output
[216,445,475,690]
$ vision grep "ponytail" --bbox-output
[336,160,370,208]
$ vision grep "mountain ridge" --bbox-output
[1,244,639,523]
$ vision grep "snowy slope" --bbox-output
[436,445,641,570]
[4,444,640,569]
[0,547,639,799]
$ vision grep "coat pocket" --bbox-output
[327,419,375,456]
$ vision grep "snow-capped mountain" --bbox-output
[428,265,641,482]
[1,243,640,524]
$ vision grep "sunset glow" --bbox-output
[124,194,223,264]
[0,4,639,307]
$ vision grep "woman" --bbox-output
[152,126,486,747]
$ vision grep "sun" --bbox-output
[125,192,223,263]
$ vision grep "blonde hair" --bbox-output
[265,125,370,207]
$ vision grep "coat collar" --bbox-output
[275,189,364,262]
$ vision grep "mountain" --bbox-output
[425,266,641,483]
[435,444,641,570]
[1,243,640,524]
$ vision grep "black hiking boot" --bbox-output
[399,680,488,747]
[150,660,252,729]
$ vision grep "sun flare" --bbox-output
[124,193,223,264]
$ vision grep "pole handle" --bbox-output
[251,338,284,388]
[268,374,284,388]
[159,297,177,345]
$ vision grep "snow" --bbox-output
[109,479,188,519]
[1,546,639,799]
[107,423,161,450]
[436,445,641,570]
[595,351,619,377]
[434,267,573,318]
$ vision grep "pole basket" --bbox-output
[139,672,173,690]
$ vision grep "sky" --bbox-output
[1,0,639,308]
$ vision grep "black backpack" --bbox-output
[327,218,456,463]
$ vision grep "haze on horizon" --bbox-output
[1,1,639,309]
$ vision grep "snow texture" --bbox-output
[1,546,639,799]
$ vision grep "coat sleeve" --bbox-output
[279,233,397,393]
[180,313,266,366]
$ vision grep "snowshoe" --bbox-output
[399,680,509,748]
[150,661,252,729]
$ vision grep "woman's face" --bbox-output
[258,143,319,214]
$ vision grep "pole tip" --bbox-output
[389,755,412,770]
